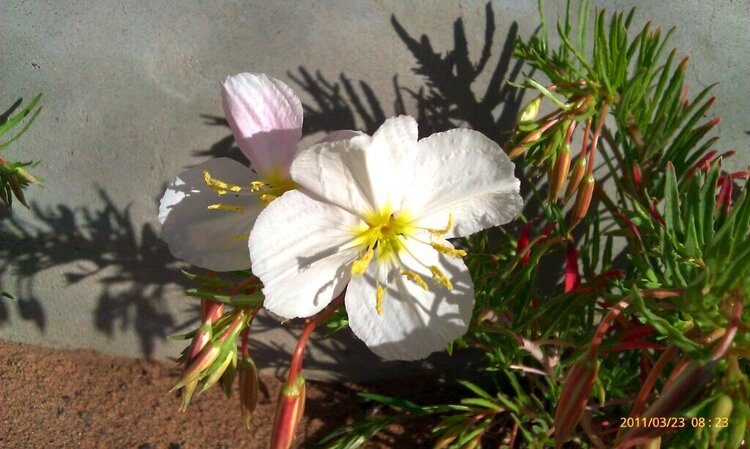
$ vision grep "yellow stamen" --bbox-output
[401,270,428,290]
[430,265,453,290]
[207,203,246,212]
[249,181,265,192]
[204,170,242,195]
[428,213,454,236]
[430,242,467,258]
[259,194,276,204]
[376,283,385,315]
[351,248,374,276]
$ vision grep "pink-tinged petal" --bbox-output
[159,158,260,271]
[291,116,418,218]
[221,73,302,178]
[345,238,474,361]
[401,129,522,238]
[248,190,361,319]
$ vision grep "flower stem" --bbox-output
[288,294,345,385]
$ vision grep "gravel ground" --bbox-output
[0,339,440,449]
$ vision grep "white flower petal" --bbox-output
[291,116,418,217]
[345,238,474,361]
[248,190,361,319]
[221,73,302,178]
[401,129,522,238]
[317,129,366,143]
[159,158,261,271]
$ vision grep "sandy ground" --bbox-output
[0,339,438,449]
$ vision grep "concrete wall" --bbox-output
[1,0,748,381]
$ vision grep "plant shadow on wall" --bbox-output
[0,190,183,358]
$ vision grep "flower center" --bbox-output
[349,209,466,315]
[202,170,295,242]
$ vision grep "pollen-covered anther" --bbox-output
[430,242,467,258]
[401,270,428,290]
[208,203,246,213]
[259,194,277,204]
[204,170,243,195]
[429,265,453,290]
[351,248,374,276]
[375,283,385,315]
[249,181,266,192]
[427,213,454,236]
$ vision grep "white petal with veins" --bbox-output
[159,158,260,271]
[248,190,361,318]
[402,129,522,238]
[345,238,474,361]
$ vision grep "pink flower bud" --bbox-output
[270,376,307,449]
[564,242,581,292]
[172,341,222,391]
[554,354,600,448]
[239,357,259,429]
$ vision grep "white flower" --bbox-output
[249,116,522,360]
[158,73,357,271]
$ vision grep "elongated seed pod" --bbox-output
[564,157,587,203]
[569,175,595,230]
[549,144,572,202]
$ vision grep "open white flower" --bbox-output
[158,73,357,271]
[249,116,522,360]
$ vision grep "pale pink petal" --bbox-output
[221,73,302,178]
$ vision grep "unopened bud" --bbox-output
[199,348,234,393]
[569,175,595,230]
[564,157,587,203]
[632,163,642,187]
[187,322,213,363]
[8,176,28,208]
[554,354,600,449]
[564,242,580,292]
[508,130,542,160]
[221,350,238,398]
[270,376,307,449]
[239,357,259,429]
[179,379,198,412]
[172,341,222,391]
[517,96,542,124]
[549,144,571,202]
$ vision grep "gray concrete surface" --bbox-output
[1,0,748,381]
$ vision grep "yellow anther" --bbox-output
[259,194,277,204]
[429,265,453,290]
[207,203,246,212]
[428,213,454,236]
[249,181,266,192]
[401,270,428,290]
[204,170,242,195]
[351,248,374,276]
[376,283,385,315]
[430,242,467,258]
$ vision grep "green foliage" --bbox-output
[320,1,749,448]
[0,94,42,208]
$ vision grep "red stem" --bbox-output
[629,345,678,417]
[287,295,345,385]
[586,298,630,358]
[586,103,610,175]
